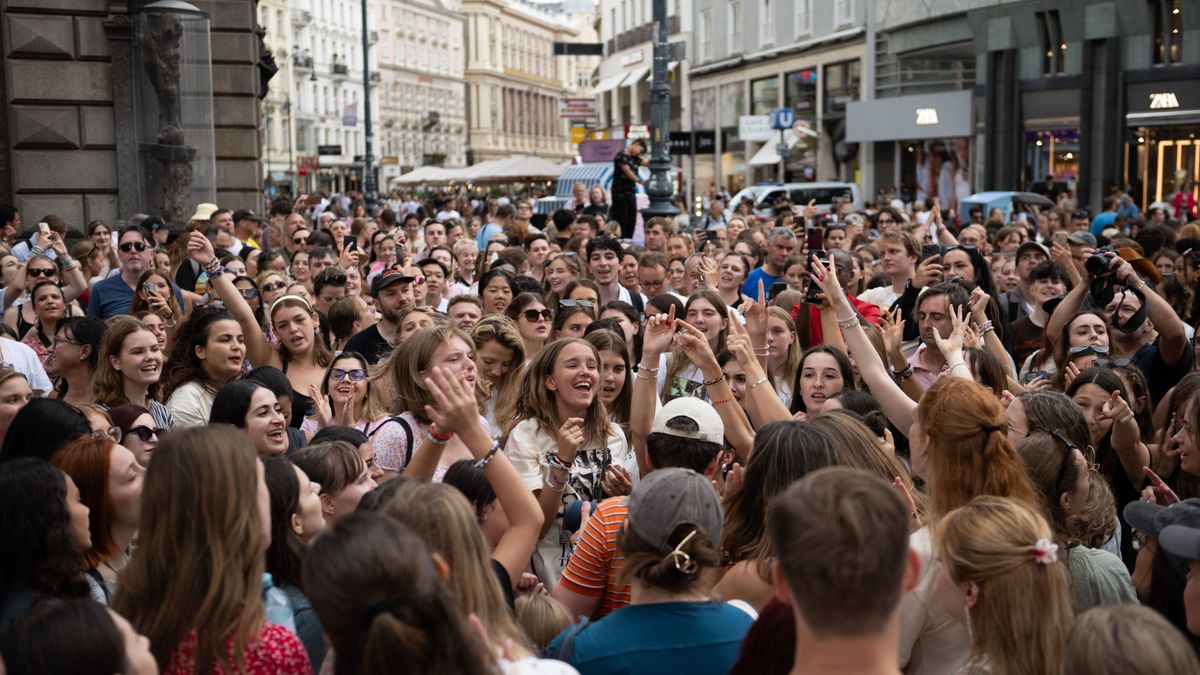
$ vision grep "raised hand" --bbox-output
[187,230,216,264]
[808,255,849,313]
[641,304,676,359]
[1142,467,1181,506]
[914,255,944,287]
[555,417,585,459]
[968,286,990,324]
[880,308,905,356]
[1101,389,1136,426]
[674,319,720,374]
[308,383,332,428]
[601,464,633,497]
[423,365,483,435]
[742,279,768,339]
[931,304,967,359]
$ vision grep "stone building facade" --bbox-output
[0,0,265,230]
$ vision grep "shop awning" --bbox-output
[621,65,651,87]
[394,166,457,184]
[748,134,800,167]
[553,162,613,196]
[591,73,627,96]
[458,155,567,182]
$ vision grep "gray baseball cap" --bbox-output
[1125,499,1200,578]
[627,468,723,554]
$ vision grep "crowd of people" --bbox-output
[4,182,1200,675]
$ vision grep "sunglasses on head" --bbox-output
[560,299,594,309]
[330,368,366,382]
[262,281,287,293]
[126,425,162,443]
[523,308,554,322]
[27,268,55,278]
[118,242,147,253]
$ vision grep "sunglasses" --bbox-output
[27,268,56,278]
[261,281,287,293]
[126,425,162,443]
[1068,343,1108,356]
[238,288,259,299]
[293,237,308,245]
[523,308,554,322]
[319,271,348,284]
[330,368,366,382]
[560,299,595,309]
[118,242,147,253]
[92,427,122,443]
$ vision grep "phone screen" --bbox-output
[805,227,824,252]
[769,281,788,300]
[921,244,942,262]
[342,235,357,251]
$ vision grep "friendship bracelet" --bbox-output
[428,424,454,442]
[424,429,452,445]
[474,441,502,469]
[977,320,995,334]
[711,394,735,407]
[836,315,860,329]
[701,373,725,387]
[543,477,567,494]
[636,363,660,374]
[749,376,769,391]
[547,453,572,470]
[894,365,914,381]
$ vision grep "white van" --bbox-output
[729,182,862,219]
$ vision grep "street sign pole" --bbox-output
[770,107,796,185]
[777,129,787,183]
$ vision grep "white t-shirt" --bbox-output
[505,417,637,581]
[0,338,50,393]
[166,381,215,428]
[858,285,902,311]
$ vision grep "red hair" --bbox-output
[51,436,118,569]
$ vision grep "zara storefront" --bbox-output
[845,90,976,212]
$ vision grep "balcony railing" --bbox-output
[290,10,312,27]
[332,63,349,76]
[293,55,313,69]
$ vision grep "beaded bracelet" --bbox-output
[711,394,735,407]
[428,424,454,442]
[474,441,501,469]
[836,315,860,329]
[425,430,452,446]
[202,256,221,274]
[701,373,725,387]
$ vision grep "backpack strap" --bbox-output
[629,291,644,314]
[367,415,416,468]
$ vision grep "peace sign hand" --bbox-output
[641,304,676,360]
[931,304,967,359]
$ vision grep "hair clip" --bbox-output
[667,529,699,574]
[1032,538,1058,565]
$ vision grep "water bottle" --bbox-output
[262,573,296,633]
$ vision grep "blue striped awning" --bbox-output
[554,163,613,197]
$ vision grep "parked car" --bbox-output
[729,182,863,219]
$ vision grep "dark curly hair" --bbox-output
[162,305,239,399]
[0,459,86,604]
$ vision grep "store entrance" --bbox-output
[1125,125,1200,210]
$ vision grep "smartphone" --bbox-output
[342,235,357,251]
[769,281,788,300]
[921,244,942,262]
[38,222,49,236]
[1023,370,1049,384]
[803,227,827,304]
[305,196,320,206]
[142,281,157,295]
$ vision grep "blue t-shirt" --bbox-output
[545,601,755,675]
[87,274,185,320]
[741,267,781,299]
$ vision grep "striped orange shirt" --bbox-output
[557,496,631,618]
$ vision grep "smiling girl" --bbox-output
[501,338,636,581]
[209,380,290,457]
[508,292,553,358]
[92,318,173,430]
[659,290,729,402]
[366,325,484,481]
[790,346,856,417]
[190,232,331,429]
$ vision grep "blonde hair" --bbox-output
[470,316,525,422]
[935,496,1072,675]
[766,305,802,390]
[662,291,728,404]
[368,325,474,423]
[383,481,530,653]
[515,594,572,652]
[1063,604,1200,675]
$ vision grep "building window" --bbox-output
[834,0,853,27]
[1036,10,1066,74]
[759,0,773,44]
[1152,0,1184,64]
[750,76,778,115]
[699,9,712,61]
[728,0,741,54]
[794,0,811,36]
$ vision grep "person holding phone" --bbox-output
[87,225,183,320]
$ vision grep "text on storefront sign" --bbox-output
[915,108,939,125]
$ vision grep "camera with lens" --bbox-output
[1085,245,1116,278]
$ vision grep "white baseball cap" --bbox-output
[651,397,724,444]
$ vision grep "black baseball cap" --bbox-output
[232,209,261,223]
[142,216,167,232]
[370,268,415,295]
